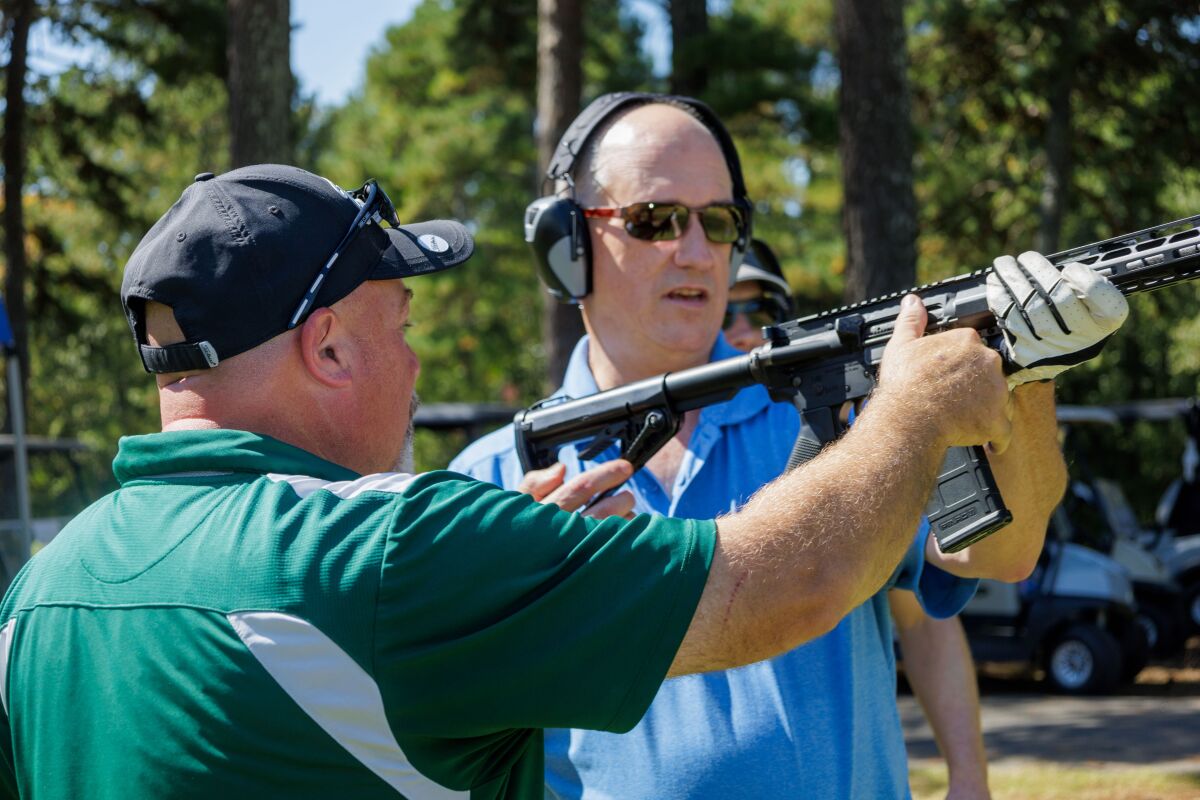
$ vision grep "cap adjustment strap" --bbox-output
[139,340,220,374]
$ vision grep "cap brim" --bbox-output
[734,263,791,297]
[375,220,474,279]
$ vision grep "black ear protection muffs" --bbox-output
[524,92,754,301]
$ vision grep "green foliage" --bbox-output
[907,0,1200,518]
[707,1,844,314]
[320,1,545,408]
[2,0,229,508]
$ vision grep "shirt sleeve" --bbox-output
[888,516,979,619]
[372,472,716,737]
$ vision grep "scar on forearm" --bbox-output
[723,571,748,623]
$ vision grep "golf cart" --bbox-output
[1150,400,1200,632]
[1078,476,1188,656]
[1059,399,1200,642]
[961,509,1146,695]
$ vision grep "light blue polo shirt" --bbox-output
[451,335,978,800]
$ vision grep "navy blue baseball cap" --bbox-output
[121,164,474,373]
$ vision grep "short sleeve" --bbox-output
[888,516,979,619]
[372,473,715,736]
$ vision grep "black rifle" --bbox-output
[515,215,1200,553]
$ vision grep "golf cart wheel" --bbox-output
[1187,583,1200,634]
[1120,621,1150,683]
[1136,601,1184,658]
[1045,624,1121,695]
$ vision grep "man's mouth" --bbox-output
[666,288,708,303]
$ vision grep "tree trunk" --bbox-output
[537,0,585,391]
[669,0,708,97]
[3,0,36,428]
[1036,57,1073,254]
[227,0,293,168]
[835,0,917,302]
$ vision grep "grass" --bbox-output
[910,762,1200,799]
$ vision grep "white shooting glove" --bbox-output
[986,251,1129,389]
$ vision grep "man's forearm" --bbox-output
[934,381,1065,581]
[892,592,991,799]
[672,394,952,675]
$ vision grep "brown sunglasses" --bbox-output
[582,201,747,244]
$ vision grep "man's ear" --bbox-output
[298,307,353,388]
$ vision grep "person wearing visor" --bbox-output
[454,92,1125,798]
[725,239,994,798]
[0,164,1020,798]
[722,238,795,351]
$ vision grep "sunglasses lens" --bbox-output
[723,299,780,330]
[699,205,743,244]
[624,203,687,241]
[619,203,744,243]
[747,309,777,328]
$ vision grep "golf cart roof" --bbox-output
[1057,398,1195,426]
[0,436,89,453]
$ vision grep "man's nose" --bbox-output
[673,211,721,271]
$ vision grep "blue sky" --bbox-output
[25,0,421,103]
[292,0,671,107]
[291,0,420,106]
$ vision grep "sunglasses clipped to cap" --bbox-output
[722,294,791,331]
[582,201,749,244]
[289,179,401,329]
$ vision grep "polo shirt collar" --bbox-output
[113,429,358,485]
[557,334,774,430]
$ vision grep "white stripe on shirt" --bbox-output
[228,611,466,799]
[267,471,423,500]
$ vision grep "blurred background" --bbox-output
[1,0,1197,521]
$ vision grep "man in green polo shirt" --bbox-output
[0,164,1014,799]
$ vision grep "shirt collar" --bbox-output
[557,336,601,400]
[557,334,774,429]
[113,429,359,486]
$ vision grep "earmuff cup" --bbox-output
[524,196,592,301]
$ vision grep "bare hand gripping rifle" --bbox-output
[515,215,1200,553]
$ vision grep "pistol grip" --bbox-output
[785,407,838,471]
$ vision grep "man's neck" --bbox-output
[583,338,713,493]
[586,339,712,392]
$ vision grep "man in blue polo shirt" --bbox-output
[452,93,1127,797]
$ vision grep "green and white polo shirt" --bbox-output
[0,429,714,799]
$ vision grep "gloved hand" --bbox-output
[986,251,1129,389]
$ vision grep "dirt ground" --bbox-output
[900,636,1200,772]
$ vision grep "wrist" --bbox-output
[855,387,952,457]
